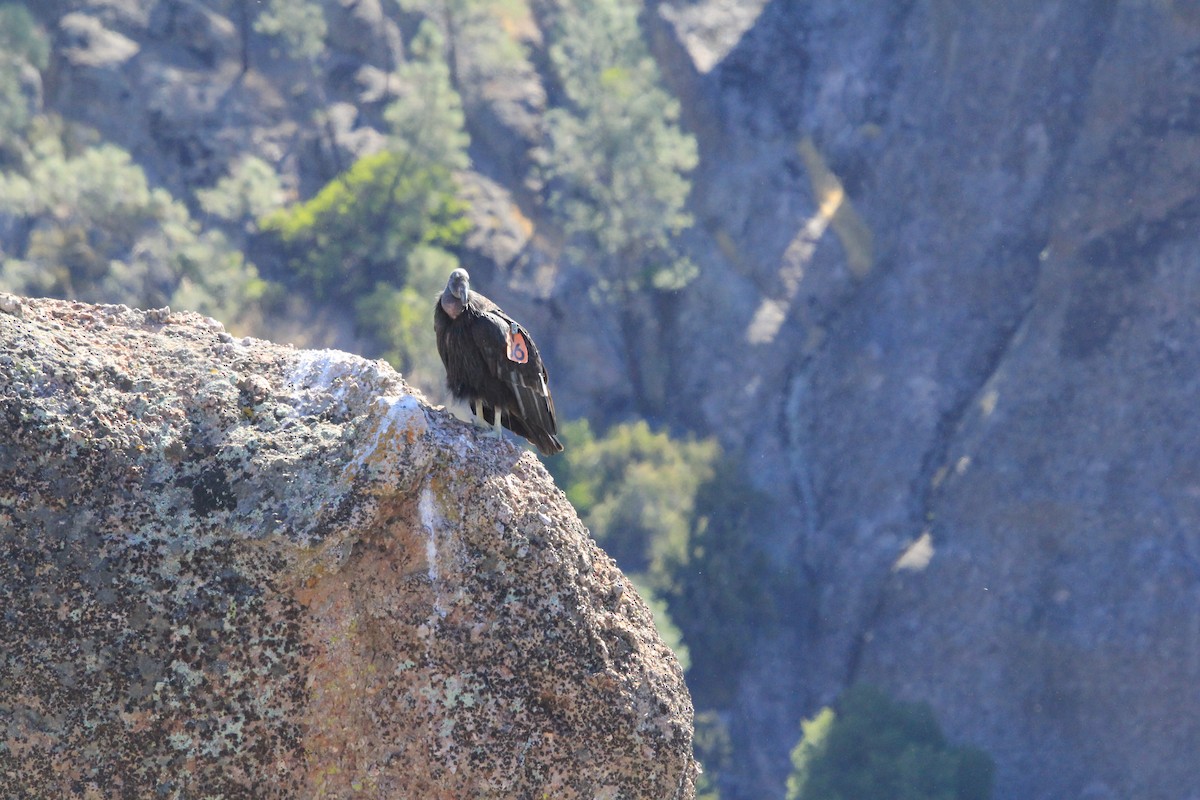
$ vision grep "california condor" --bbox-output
[434,268,563,455]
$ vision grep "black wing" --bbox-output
[469,302,562,455]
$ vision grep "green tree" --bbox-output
[0,4,49,147]
[259,146,469,297]
[540,0,698,412]
[260,21,470,305]
[385,20,471,174]
[629,574,690,670]
[545,418,784,711]
[543,0,696,274]
[0,4,48,68]
[253,0,327,64]
[0,129,267,328]
[352,244,458,394]
[544,419,718,676]
[787,685,994,800]
[402,0,540,192]
[196,155,286,232]
[693,710,732,800]
[400,0,533,82]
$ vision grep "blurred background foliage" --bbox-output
[787,685,994,800]
[0,122,267,328]
[0,1,993,797]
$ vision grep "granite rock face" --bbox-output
[0,296,695,799]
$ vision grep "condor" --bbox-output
[434,268,563,455]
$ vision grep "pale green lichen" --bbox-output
[443,675,462,706]
[168,732,194,752]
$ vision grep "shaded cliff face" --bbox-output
[0,296,695,799]
[653,1,1200,799]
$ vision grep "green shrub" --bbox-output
[545,419,718,577]
[658,458,779,708]
[787,685,994,800]
[0,131,267,329]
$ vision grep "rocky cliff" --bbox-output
[0,295,695,799]
[651,2,1200,799]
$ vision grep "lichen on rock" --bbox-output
[0,297,696,799]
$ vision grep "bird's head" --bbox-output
[440,268,471,318]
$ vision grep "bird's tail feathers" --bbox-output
[471,400,562,455]
[501,408,563,456]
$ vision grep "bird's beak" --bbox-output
[460,278,470,308]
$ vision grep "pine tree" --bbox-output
[543,0,696,287]
[540,0,698,413]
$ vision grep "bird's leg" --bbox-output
[469,400,487,429]
[470,401,503,438]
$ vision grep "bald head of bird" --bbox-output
[440,268,471,320]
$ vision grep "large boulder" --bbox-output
[0,295,695,799]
